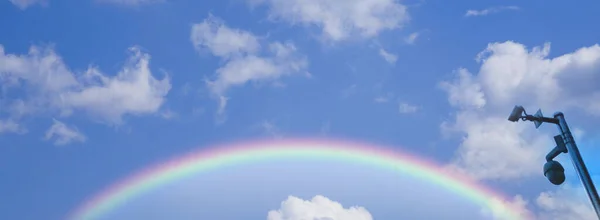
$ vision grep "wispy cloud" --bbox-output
[465,6,520,17]
[404,32,420,44]
[0,45,171,127]
[44,119,86,146]
[251,0,409,42]
[378,48,397,64]
[159,109,177,119]
[399,102,419,114]
[260,120,283,139]
[374,97,389,103]
[8,0,46,9]
[191,14,308,123]
[374,92,394,104]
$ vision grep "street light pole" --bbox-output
[553,113,600,216]
[508,106,600,218]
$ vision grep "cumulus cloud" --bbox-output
[535,185,597,220]
[482,188,597,220]
[0,45,171,127]
[267,195,373,220]
[249,0,409,42]
[190,15,308,119]
[441,41,600,181]
[465,6,520,17]
[44,119,86,145]
[441,112,550,180]
[8,0,46,9]
[62,49,171,124]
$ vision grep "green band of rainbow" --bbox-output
[68,139,530,220]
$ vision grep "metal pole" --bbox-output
[554,112,600,217]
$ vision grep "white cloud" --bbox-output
[44,119,86,145]
[441,41,600,180]
[159,109,177,119]
[374,97,388,103]
[0,119,25,134]
[481,195,533,220]
[209,47,306,95]
[480,190,596,220]
[476,42,600,113]
[191,15,308,119]
[8,0,46,9]
[439,68,486,110]
[61,48,171,124]
[250,0,410,42]
[399,102,418,114]
[0,45,171,126]
[404,32,419,44]
[267,195,373,220]
[465,6,520,17]
[378,48,397,64]
[191,15,261,59]
[373,92,394,104]
[535,185,597,220]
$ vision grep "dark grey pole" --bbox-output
[508,106,600,219]
[554,112,600,217]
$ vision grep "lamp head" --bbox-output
[508,105,525,122]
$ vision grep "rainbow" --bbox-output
[68,139,530,220]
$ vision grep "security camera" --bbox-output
[508,105,525,122]
[544,160,566,185]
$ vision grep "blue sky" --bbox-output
[1,0,600,219]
